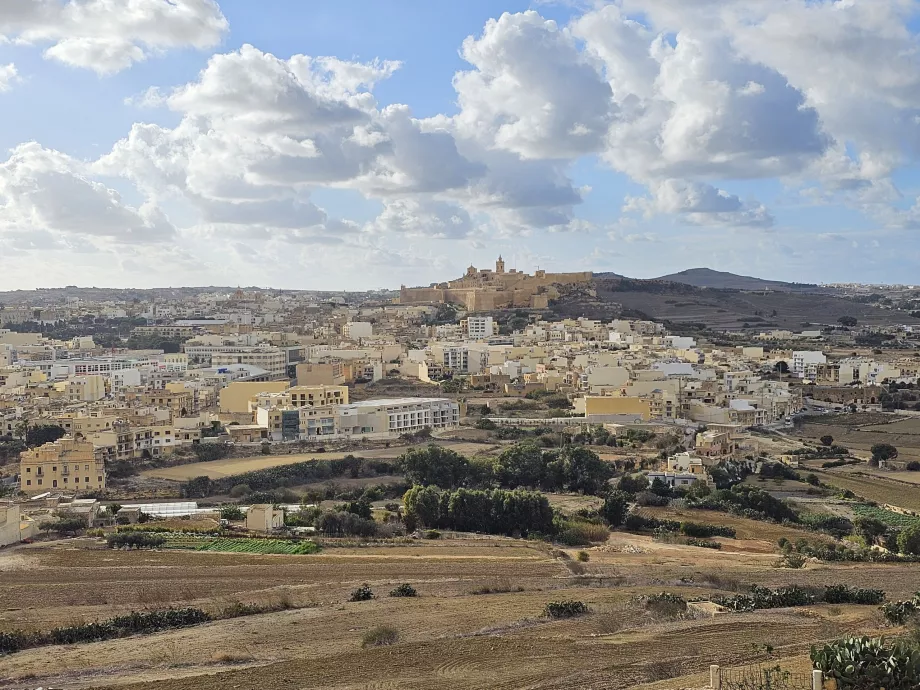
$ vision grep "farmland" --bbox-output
[0,510,914,690]
[162,535,321,555]
[143,441,496,481]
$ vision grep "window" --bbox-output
[97,476,103,483]
[52,480,58,488]
[37,479,42,486]
[25,480,30,486]
[52,466,57,472]
[25,467,30,474]
[85,477,90,483]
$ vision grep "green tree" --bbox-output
[601,490,630,527]
[820,435,834,447]
[25,424,66,448]
[494,442,544,488]
[397,445,470,488]
[854,517,887,544]
[837,316,858,327]
[897,525,920,555]
[871,443,898,463]
[403,485,444,528]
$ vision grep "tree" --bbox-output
[820,435,834,447]
[25,424,66,448]
[854,517,887,544]
[397,445,470,489]
[837,316,858,327]
[774,361,790,375]
[494,442,544,489]
[601,491,630,527]
[897,525,920,555]
[870,443,898,463]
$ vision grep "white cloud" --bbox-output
[0,142,176,244]
[0,0,228,74]
[454,11,616,159]
[625,179,774,228]
[0,63,17,92]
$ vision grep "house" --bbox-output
[246,504,284,533]
[0,504,38,547]
[647,471,707,488]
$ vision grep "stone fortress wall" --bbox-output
[399,257,592,311]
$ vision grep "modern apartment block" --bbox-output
[299,397,460,440]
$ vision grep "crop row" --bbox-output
[164,535,319,555]
[851,504,920,529]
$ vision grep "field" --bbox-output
[0,507,913,690]
[143,442,496,481]
[162,535,321,555]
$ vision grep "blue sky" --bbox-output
[1,1,919,290]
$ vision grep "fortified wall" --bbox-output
[399,257,592,311]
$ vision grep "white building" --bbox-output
[343,321,373,340]
[792,351,827,379]
[465,316,495,339]
[300,397,460,440]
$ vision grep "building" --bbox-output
[300,398,460,440]
[19,437,106,495]
[0,504,38,547]
[646,471,706,488]
[463,316,495,339]
[219,381,290,414]
[343,321,373,340]
[246,504,285,532]
[296,361,346,386]
[211,348,287,379]
[399,257,592,311]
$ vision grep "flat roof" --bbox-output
[345,397,453,408]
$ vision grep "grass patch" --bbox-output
[362,626,399,648]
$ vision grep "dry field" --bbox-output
[144,441,497,481]
[795,414,920,463]
[0,508,912,690]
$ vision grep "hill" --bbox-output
[654,268,822,292]
[549,277,920,332]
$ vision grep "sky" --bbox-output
[2,1,920,290]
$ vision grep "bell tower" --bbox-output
[495,255,505,274]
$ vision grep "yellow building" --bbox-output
[581,396,652,420]
[286,385,348,408]
[20,437,105,495]
[53,413,119,436]
[219,381,290,414]
[296,361,346,386]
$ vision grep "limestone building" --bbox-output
[399,257,592,311]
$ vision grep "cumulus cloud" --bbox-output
[625,179,774,228]
[0,0,228,73]
[0,63,18,92]
[454,11,616,159]
[0,142,177,244]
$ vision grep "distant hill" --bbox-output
[653,268,821,292]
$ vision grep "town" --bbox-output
[3,261,920,688]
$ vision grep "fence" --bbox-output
[710,665,826,690]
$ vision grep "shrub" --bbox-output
[361,626,399,648]
[686,538,722,550]
[424,529,441,540]
[898,525,920,555]
[679,521,736,539]
[881,594,920,625]
[907,461,920,472]
[576,550,590,562]
[389,583,417,598]
[349,584,375,602]
[776,553,807,569]
[635,491,669,507]
[544,600,589,618]
[106,532,166,549]
[557,521,609,546]
[823,585,885,606]
[644,593,688,619]
[715,585,814,612]
[812,636,920,689]
[219,505,245,521]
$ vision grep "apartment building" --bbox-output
[343,321,373,340]
[211,348,287,379]
[20,437,105,494]
[300,398,460,440]
[463,316,494,339]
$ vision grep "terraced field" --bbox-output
[0,512,912,690]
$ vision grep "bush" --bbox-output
[823,585,885,606]
[543,600,589,618]
[881,594,920,625]
[776,553,807,569]
[679,521,736,539]
[0,608,209,654]
[576,550,590,562]
[424,529,441,540]
[349,584,375,602]
[106,532,166,549]
[557,521,610,546]
[686,538,721,550]
[644,593,688,619]
[361,626,399,648]
[907,461,920,472]
[898,525,920,555]
[229,484,252,498]
[219,506,245,521]
[812,636,920,689]
[715,585,814,612]
[389,583,417,598]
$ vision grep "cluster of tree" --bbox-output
[106,532,167,549]
[4,316,146,349]
[315,510,380,537]
[686,484,798,523]
[403,486,554,536]
[396,443,614,496]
